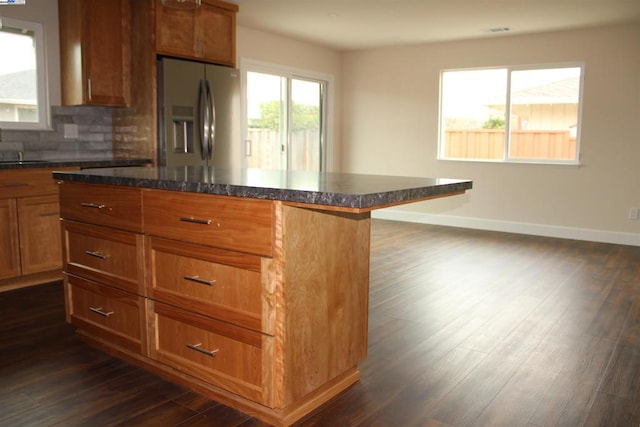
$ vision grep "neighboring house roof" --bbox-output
[0,69,36,103]
[510,77,580,104]
[487,76,580,106]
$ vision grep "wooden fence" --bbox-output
[246,129,321,171]
[445,130,576,160]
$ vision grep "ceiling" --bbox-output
[227,0,640,51]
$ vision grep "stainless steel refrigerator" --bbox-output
[157,57,241,168]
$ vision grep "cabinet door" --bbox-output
[17,195,62,275]
[198,2,236,65]
[59,0,131,106]
[155,0,198,58]
[155,0,237,66]
[0,199,20,280]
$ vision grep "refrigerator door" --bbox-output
[205,63,241,169]
[160,58,207,167]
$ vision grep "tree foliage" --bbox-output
[482,115,506,129]
[249,101,319,131]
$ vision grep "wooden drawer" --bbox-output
[0,168,70,199]
[143,189,273,256]
[152,302,272,405]
[63,220,143,294]
[66,273,145,353]
[59,182,142,232]
[149,237,271,334]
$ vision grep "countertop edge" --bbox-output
[52,169,473,210]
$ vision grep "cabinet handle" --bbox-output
[39,211,59,217]
[81,202,105,209]
[3,182,29,188]
[85,250,108,260]
[180,216,212,225]
[87,78,92,101]
[183,275,216,286]
[89,306,114,317]
[186,343,218,357]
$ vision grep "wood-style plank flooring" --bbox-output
[1,219,640,426]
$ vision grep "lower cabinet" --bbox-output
[18,195,63,275]
[151,301,271,405]
[0,199,20,280]
[0,167,78,290]
[60,183,370,426]
[65,273,146,354]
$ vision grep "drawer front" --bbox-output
[66,273,144,353]
[59,182,142,232]
[143,190,273,256]
[153,302,270,405]
[149,237,269,334]
[63,221,142,294]
[0,168,76,199]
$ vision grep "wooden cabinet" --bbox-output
[66,273,146,353]
[0,168,77,290]
[60,183,146,352]
[59,0,131,106]
[155,0,238,66]
[17,195,63,275]
[59,182,370,426]
[0,199,20,280]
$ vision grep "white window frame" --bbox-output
[0,16,50,130]
[438,62,584,166]
[240,58,333,171]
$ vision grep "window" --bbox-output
[242,60,330,172]
[0,17,48,129]
[438,64,583,164]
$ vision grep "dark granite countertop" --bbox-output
[53,166,472,211]
[0,159,152,170]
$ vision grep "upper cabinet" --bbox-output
[59,0,131,107]
[155,0,238,66]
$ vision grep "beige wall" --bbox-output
[236,25,344,171]
[1,0,61,107]
[342,23,640,244]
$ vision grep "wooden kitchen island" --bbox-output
[53,166,472,426]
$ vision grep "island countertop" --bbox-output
[53,166,472,212]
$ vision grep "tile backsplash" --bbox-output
[0,106,114,161]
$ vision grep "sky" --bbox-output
[0,30,36,75]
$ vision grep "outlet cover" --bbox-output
[63,123,78,139]
[629,207,639,220]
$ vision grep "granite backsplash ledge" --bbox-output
[0,105,114,161]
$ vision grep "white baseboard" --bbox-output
[372,209,640,247]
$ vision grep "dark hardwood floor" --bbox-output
[1,219,639,426]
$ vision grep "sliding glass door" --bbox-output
[244,66,327,172]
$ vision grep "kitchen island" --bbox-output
[53,166,472,426]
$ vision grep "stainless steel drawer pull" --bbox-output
[89,306,114,317]
[85,250,108,260]
[183,275,216,286]
[186,343,218,357]
[80,202,105,209]
[179,216,212,225]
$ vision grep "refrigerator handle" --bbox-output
[205,80,215,161]
[198,79,209,160]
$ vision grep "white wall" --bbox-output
[236,25,344,171]
[342,23,640,245]
[1,0,61,106]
